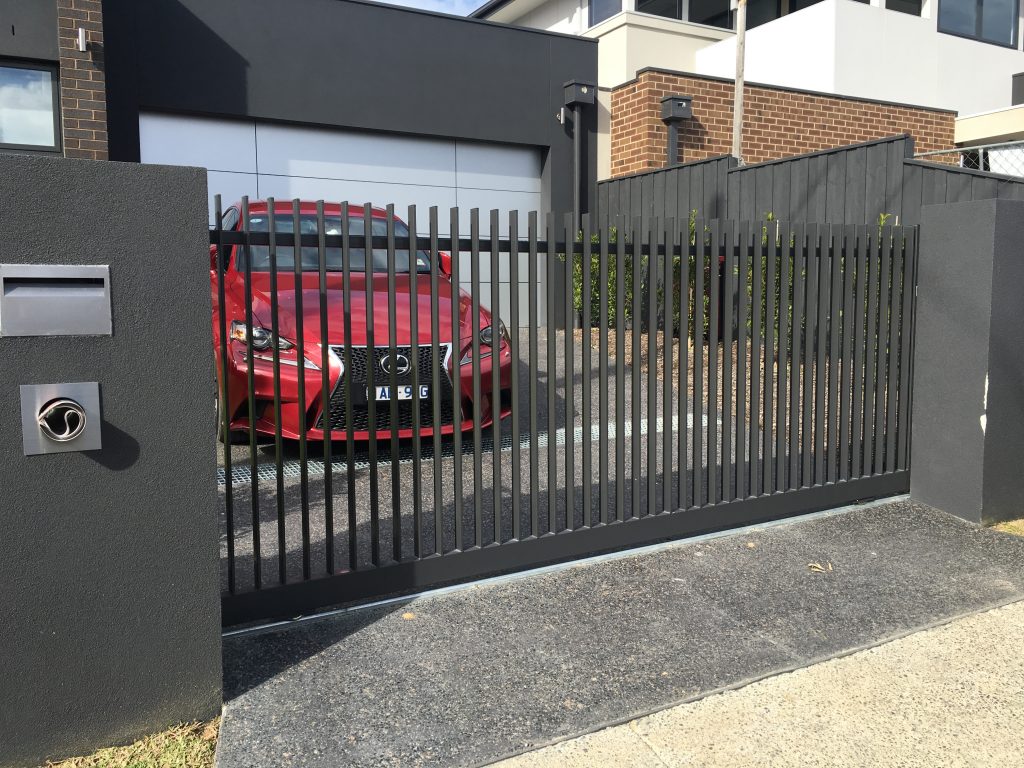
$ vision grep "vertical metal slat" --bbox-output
[581,213,593,527]
[214,195,235,594]
[292,200,311,580]
[450,208,464,551]
[789,223,806,490]
[509,211,522,540]
[429,208,444,555]
[490,209,502,544]
[662,218,675,512]
[564,214,576,529]
[407,205,422,558]
[241,197,261,589]
[316,201,334,574]
[693,218,706,508]
[528,212,540,537]
[364,204,380,565]
[341,204,358,569]
[386,205,402,562]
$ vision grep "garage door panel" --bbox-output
[456,141,542,193]
[454,190,542,234]
[256,174,458,224]
[140,113,256,174]
[256,123,457,188]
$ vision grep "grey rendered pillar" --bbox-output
[911,198,1024,524]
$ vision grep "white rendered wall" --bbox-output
[586,11,732,87]
[511,0,586,33]
[833,1,1024,115]
[695,1,839,96]
[696,0,1024,115]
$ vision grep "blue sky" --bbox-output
[384,0,481,15]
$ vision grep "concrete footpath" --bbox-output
[218,499,1024,768]
[496,601,1024,767]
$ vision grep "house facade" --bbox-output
[474,0,1024,176]
[2,0,598,225]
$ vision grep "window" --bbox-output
[747,0,782,28]
[939,0,1019,47]
[0,62,60,152]
[886,0,922,14]
[637,0,683,19]
[238,214,430,274]
[690,0,732,28]
[590,0,621,26]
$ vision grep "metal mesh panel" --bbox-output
[915,141,1024,178]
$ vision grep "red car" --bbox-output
[211,201,513,442]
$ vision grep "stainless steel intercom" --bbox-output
[20,382,102,456]
[0,264,111,337]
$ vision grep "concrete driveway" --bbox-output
[215,499,1024,768]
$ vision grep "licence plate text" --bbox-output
[369,385,429,401]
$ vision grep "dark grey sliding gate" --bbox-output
[211,196,917,626]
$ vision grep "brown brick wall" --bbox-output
[610,70,956,177]
[57,0,107,160]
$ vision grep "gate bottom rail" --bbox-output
[222,471,908,627]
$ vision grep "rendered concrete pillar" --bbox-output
[0,155,220,767]
[911,198,1024,524]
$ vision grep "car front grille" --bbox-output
[317,344,457,434]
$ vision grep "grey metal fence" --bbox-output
[212,197,917,626]
[597,134,1024,230]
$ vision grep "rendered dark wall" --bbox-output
[912,199,1024,524]
[0,155,220,766]
[101,0,598,216]
[0,0,58,61]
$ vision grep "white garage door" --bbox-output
[139,112,544,324]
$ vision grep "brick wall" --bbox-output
[611,69,956,177]
[57,0,107,160]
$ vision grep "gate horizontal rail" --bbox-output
[211,197,918,626]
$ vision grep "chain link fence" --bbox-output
[915,141,1024,178]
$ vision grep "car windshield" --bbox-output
[236,214,430,273]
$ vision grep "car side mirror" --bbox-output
[439,251,453,276]
[210,244,219,271]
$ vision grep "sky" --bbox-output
[384,0,482,15]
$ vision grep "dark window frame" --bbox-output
[589,0,622,26]
[636,0,684,21]
[937,0,1021,49]
[0,58,62,154]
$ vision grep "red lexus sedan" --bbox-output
[211,201,513,442]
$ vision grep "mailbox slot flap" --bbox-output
[0,264,111,337]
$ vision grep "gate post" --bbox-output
[0,155,221,766]
[912,198,1024,524]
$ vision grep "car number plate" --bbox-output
[369,385,429,401]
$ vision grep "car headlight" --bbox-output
[461,321,509,364]
[480,320,509,348]
[230,320,295,351]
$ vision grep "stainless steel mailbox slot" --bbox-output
[20,382,102,456]
[0,264,111,337]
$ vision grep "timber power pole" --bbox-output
[732,0,746,165]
